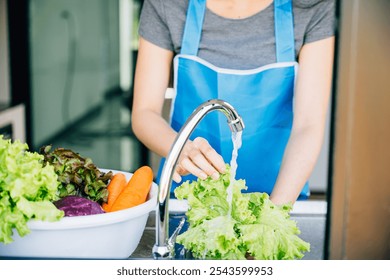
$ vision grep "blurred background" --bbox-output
[0,0,389,259]
[1,0,147,172]
[0,0,330,192]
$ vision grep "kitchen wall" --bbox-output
[29,0,120,147]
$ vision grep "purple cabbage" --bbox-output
[54,196,105,217]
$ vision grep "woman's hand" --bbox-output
[172,137,226,183]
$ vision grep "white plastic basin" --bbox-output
[0,169,158,259]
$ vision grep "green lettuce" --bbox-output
[174,165,310,260]
[39,145,112,203]
[0,136,64,244]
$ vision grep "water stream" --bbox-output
[227,131,242,216]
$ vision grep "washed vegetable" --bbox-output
[54,196,105,217]
[39,145,113,204]
[109,166,153,212]
[102,173,127,212]
[174,165,310,260]
[0,136,64,244]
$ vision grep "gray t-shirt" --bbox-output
[139,0,335,70]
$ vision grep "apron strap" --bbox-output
[274,0,296,62]
[180,0,207,55]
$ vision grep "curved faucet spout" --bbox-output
[152,99,244,259]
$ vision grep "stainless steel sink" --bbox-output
[130,199,327,260]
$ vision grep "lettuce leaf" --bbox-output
[0,136,64,244]
[174,165,310,260]
[39,145,112,203]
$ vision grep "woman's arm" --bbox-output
[132,38,225,182]
[132,37,176,157]
[269,36,335,205]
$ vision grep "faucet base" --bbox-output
[152,244,173,260]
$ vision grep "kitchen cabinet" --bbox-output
[327,0,390,260]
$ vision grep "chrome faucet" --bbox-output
[152,99,245,259]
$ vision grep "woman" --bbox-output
[132,0,335,205]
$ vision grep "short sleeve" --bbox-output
[304,0,336,44]
[138,0,174,51]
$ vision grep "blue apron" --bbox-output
[160,0,309,199]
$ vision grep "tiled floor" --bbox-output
[48,94,148,174]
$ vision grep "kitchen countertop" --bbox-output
[131,200,328,260]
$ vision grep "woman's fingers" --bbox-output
[180,157,208,180]
[175,137,226,181]
[193,137,226,173]
[172,171,182,183]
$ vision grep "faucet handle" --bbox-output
[168,217,186,248]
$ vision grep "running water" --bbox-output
[226,131,242,216]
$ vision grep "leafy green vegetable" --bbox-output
[174,165,310,260]
[40,145,113,203]
[0,136,64,244]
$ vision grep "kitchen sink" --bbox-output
[130,199,327,260]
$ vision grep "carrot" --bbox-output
[102,173,127,212]
[109,166,154,212]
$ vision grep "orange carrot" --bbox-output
[102,173,127,212]
[109,166,153,212]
